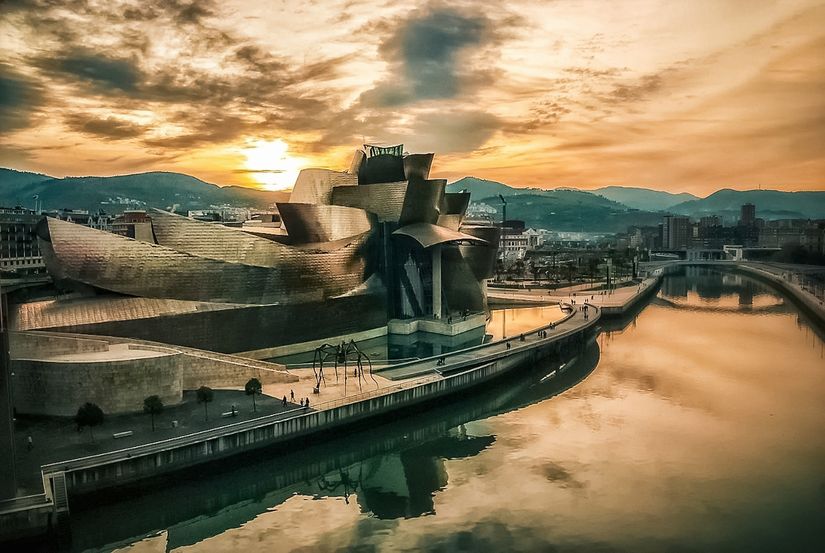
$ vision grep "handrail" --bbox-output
[0,493,51,514]
[40,307,599,475]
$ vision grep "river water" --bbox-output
[66,267,825,552]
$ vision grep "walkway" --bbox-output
[488,275,661,315]
[13,389,306,493]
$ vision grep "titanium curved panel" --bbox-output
[358,154,405,184]
[40,217,369,304]
[12,296,236,331]
[399,178,446,225]
[392,223,487,249]
[290,168,357,205]
[277,203,375,243]
[348,149,366,175]
[151,210,288,267]
[403,153,434,180]
[442,247,486,314]
[442,192,470,216]
[331,181,408,222]
[436,214,463,231]
[459,225,500,280]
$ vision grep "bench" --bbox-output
[113,431,133,439]
[221,411,237,418]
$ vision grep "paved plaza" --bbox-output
[12,389,306,494]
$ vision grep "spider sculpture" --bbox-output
[311,339,377,394]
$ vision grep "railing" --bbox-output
[0,493,51,515]
[41,371,443,475]
[40,306,598,476]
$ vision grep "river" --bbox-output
[63,267,825,552]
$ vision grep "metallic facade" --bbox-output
[277,203,375,244]
[331,181,409,222]
[290,168,357,205]
[39,216,369,305]
[23,144,500,353]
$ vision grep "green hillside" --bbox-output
[594,186,698,211]
[476,192,663,233]
[669,189,825,219]
[0,168,288,212]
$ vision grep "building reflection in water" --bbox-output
[67,342,599,552]
[319,429,494,519]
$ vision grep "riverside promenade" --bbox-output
[675,260,825,326]
[1,302,602,542]
[488,272,664,316]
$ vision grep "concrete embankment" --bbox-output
[675,261,825,327]
[2,306,600,543]
[37,309,597,496]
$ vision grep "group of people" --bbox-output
[445,309,472,325]
[282,389,311,409]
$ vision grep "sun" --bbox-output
[242,139,304,191]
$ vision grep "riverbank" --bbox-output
[488,273,663,316]
[1,304,601,543]
[676,261,825,327]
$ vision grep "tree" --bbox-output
[143,395,164,431]
[197,386,214,421]
[75,402,104,442]
[245,378,262,412]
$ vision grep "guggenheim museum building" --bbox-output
[12,145,501,357]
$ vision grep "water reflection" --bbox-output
[273,305,565,365]
[63,267,825,552]
[65,341,598,552]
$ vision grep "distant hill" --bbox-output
[448,176,666,232]
[593,186,698,211]
[0,168,289,212]
[446,176,546,199]
[475,192,663,233]
[669,189,825,220]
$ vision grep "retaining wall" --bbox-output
[13,354,185,416]
[45,326,593,495]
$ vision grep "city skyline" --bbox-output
[2,0,824,194]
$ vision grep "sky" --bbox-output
[1,0,823,194]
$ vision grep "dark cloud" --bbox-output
[13,1,353,150]
[359,6,518,108]
[0,64,43,133]
[36,52,141,93]
[63,113,146,140]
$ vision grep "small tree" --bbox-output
[75,402,104,442]
[197,386,214,421]
[143,395,164,431]
[245,378,262,412]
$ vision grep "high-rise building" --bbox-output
[740,203,756,226]
[662,215,690,250]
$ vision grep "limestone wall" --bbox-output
[13,354,185,417]
[179,352,296,389]
[9,330,297,417]
[10,331,109,358]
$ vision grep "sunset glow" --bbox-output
[242,139,304,191]
[0,1,822,193]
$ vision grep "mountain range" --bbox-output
[1,168,823,232]
[0,168,289,212]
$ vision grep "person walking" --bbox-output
[282,395,287,407]
[290,389,295,402]
[27,435,33,451]
[305,397,310,409]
